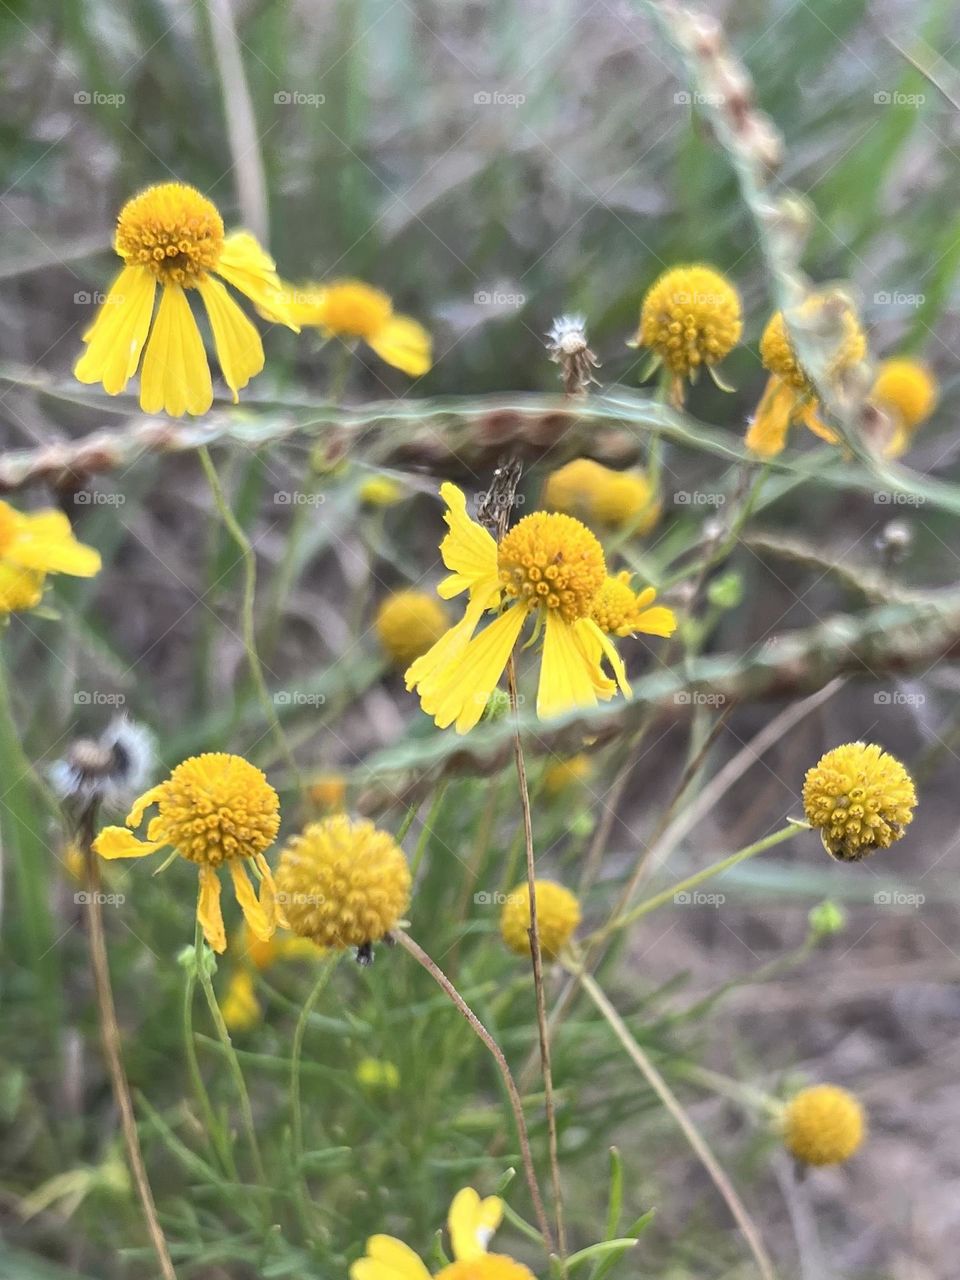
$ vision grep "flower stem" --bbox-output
[506,654,566,1258]
[290,956,339,1236]
[395,930,554,1255]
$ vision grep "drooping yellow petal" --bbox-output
[74,265,157,395]
[448,1187,503,1261]
[139,284,213,417]
[421,603,528,733]
[350,1236,432,1280]
[405,590,494,695]
[126,784,167,830]
[230,860,275,943]
[745,377,796,457]
[633,604,677,637]
[579,617,632,699]
[367,314,432,377]
[198,865,227,953]
[6,511,101,577]
[799,400,839,444]
[217,232,299,329]
[254,853,282,930]
[92,827,164,860]
[436,483,500,602]
[537,610,603,720]
[198,276,265,402]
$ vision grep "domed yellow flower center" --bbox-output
[639,265,742,378]
[784,1084,865,1166]
[761,296,866,395]
[375,589,448,666]
[590,572,641,635]
[802,741,916,861]
[436,1255,536,1280]
[871,358,937,429]
[317,280,393,338]
[500,880,581,960]
[497,512,605,622]
[115,183,224,288]
[155,753,279,866]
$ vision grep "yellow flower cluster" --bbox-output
[0,500,101,616]
[500,880,581,960]
[375,590,449,666]
[802,741,917,861]
[784,1084,865,1166]
[870,358,938,457]
[543,459,660,532]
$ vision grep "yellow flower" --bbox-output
[406,485,669,733]
[746,296,866,457]
[589,571,676,639]
[870,358,938,457]
[356,1057,400,1090]
[93,753,281,953]
[276,815,410,950]
[350,1187,533,1280]
[632,265,742,405]
[285,279,431,376]
[222,969,261,1032]
[235,922,322,969]
[543,459,660,532]
[75,182,298,417]
[500,880,581,960]
[360,475,405,507]
[376,590,449,667]
[0,500,101,615]
[543,754,593,795]
[784,1084,865,1166]
[802,742,916,861]
[307,772,347,814]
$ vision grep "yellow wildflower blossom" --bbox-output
[285,279,431,376]
[0,500,100,615]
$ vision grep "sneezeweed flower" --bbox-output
[75,182,298,416]
[0,500,101,616]
[93,753,281,953]
[745,296,867,457]
[222,968,261,1033]
[350,1186,534,1280]
[359,475,405,507]
[406,485,670,733]
[783,1084,865,1166]
[500,880,581,960]
[375,590,449,667]
[276,814,410,959]
[870,358,938,458]
[543,753,593,796]
[589,571,676,642]
[285,279,432,376]
[543,459,660,533]
[631,264,742,406]
[356,1057,400,1091]
[803,742,916,862]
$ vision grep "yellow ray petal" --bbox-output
[254,853,281,930]
[633,604,677,637]
[230,860,275,942]
[799,400,839,444]
[198,865,226,953]
[350,1236,432,1280]
[126,784,167,829]
[745,377,795,457]
[367,314,432,377]
[217,232,299,330]
[140,284,213,417]
[6,512,101,578]
[74,265,156,395]
[449,1187,503,1261]
[421,604,528,733]
[405,590,494,695]
[198,276,265,402]
[92,827,164,860]
[537,610,603,720]
[579,617,632,699]
[436,483,499,601]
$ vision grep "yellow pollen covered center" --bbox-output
[497,512,605,622]
[154,753,279,866]
[318,281,393,338]
[590,574,638,634]
[115,182,225,288]
[640,266,742,378]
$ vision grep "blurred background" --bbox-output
[2,2,960,1278]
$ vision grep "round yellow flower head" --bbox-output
[802,742,916,861]
[760,299,866,393]
[543,754,593,795]
[500,880,581,960]
[871,358,938,457]
[635,265,742,402]
[284,278,432,377]
[276,814,410,950]
[221,969,261,1033]
[0,500,101,615]
[93,753,281,953]
[498,511,605,623]
[75,182,298,416]
[590,571,676,639]
[360,475,405,507]
[308,772,347,814]
[784,1084,865,1166]
[543,459,659,532]
[375,589,449,666]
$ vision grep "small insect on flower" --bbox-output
[375,590,449,667]
[745,293,867,457]
[275,814,410,959]
[783,1084,866,1167]
[50,717,153,813]
[405,484,672,734]
[74,182,299,416]
[545,314,601,397]
[0,499,101,616]
[283,279,432,376]
[870,358,938,458]
[631,265,742,406]
[543,459,660,533]
[802,742,916,862]
[500,880,581,960]
[350,1186,535,1280]
[93,753,281,953]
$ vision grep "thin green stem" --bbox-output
[290,957,339,1235]
[182,923,236,1179]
